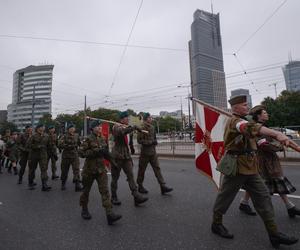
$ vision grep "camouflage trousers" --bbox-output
[61,157,80,182]
[28,156,48,182]
[19,152,29,178]
[213,174,277,235]
[80,169,112,214]
[47,155,57,176]
[137,153,165,186]
[111,159,137,198]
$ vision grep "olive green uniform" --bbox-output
[79,133,112,214]
[213,114,278,235]
[18,132,31,179]
[27,133,50,183]
[137,122,165,186]
[47,132,58,177]
[58,132,81,183]
[6,138,19,163]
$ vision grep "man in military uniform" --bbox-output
[0,135,4,174]
[27,124,51,191]
[137,112,173,194]
[18,125,32,184]
[79,120,122,225]
[47,125,59,180]
[6,131,19,175]
[2,129,11,170]
[211,95,298,248]
[58,123,83,191]
[111,111,148,206]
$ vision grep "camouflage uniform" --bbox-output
[47,131,58,178]
[79,133,112,215]
[58,132,81,186]
[213,114,278,235]
[18,132,32,182]
[6,137,19,174]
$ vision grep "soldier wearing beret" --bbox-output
[240,105,300,218]
[18,125,33,184]
[47,125,59,180]
[137,112,173,194]
[6,130,19,175]
[79,120,122,225]
[27,124,51,191]
[110,111,148,206]
[58,123,83,191]
[211,95,298,248]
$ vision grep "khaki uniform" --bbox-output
[213,114,278,234]
[27,133,50,182]
[137,122,165,186]
[6,139,18,163]
[79,133,112,214]
[111,124,137,198]
[47,132,58,176]
[58,133,81,182]
[18,132,31,179]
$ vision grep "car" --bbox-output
[271,127,300,139]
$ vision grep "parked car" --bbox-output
[271,127,300,139]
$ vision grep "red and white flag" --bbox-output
[194,100,230,189]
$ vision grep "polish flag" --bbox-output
[194,100,230,189]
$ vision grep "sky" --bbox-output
[0,0,299,117]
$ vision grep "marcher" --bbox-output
[0,135,5,174]
[137,112,173,194]
[79,120,122,225]
[6,131,19,175]
[110,111,148,206]
[18,125,32,184]
[239,105,300,218]
[27,124,51,191]
[58,123,83,191]
[47,125,59,180]
[211,95,298,248]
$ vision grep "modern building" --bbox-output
[0,110,7,123]
[282,61,300,92]
[189,9,227,111]
[159,110,183,120]
[7,65,54,130]
[230,88,252,108]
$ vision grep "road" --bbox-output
[0,158,300,250]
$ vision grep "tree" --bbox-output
[154,116,181,133]
[0,121,18,134]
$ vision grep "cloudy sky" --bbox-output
[0,0,299,116]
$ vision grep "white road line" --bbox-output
[240,189,300,199]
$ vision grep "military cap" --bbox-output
[35,123,44,129]
[67,123,75,130]
[25,125,32,129]
[90,120,101,129]
[119,111,129,119]
[228,95,247,105]
[48,124,55,130]
[249,105,266,115]
[143,112,151,120]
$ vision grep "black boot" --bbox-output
[133,192,148,206]
[42,180,51,191]
[107,212,122,225]
[239,203,257,216]
[18,176,22,184]
[269,232,298,248]
[138,185,149,194]
[211,223,234,239]
[13,167,18,175]
[61,180,66,190]
[161,185,173,195]
[288,206,300,218]
[52,174,59,180]
[8,166,12,173]
[28,181,36,190]
[111,196,122,206]
[81,207,92,220]
[75,181,83,192]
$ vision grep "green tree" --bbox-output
[0,121,18,134]
[154,116,181,133]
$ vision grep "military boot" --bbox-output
[269,232,298,248]
[75,181,83,192]
[41,180,51,191]
[52,174,59,180]
[8,166,12,173]
[18,176,22,184]
[81,206,92,220]
[211,223,234,239]
[13,167,18,175]
[28,181,36,190]
[61,180,66,190]
[288,206,300,218]
[161,185,173,195]
[133,192,148,206]
[239,203,257,216]
[107,212,122,225]
[111,196,122,206]
[138,185,149,194]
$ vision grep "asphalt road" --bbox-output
[0,158,300,250]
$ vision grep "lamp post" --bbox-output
[174,95,183,131]
[177,84,192,130]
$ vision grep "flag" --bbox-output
[101,122,111,168]
[194,100,230,189]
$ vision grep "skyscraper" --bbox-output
[7,65,54,130]
[189,9,227,110]
[282,61,300,91]
[230,88,252,108]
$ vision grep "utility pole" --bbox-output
[31,84,36,127]
[269,82,278,98]
[84,95,87,137]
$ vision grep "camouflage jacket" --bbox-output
[48,132,58,156]
[58,133,80,159]
[224,114,262,175]
[6,139,19,162]
[111,124,135,160]
[80,133,107,174]
[27,133,49,159]
[17,132,32,154]
[137,122,157,156]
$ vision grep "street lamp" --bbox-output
[177,84,192,130]
[174,95,184,131]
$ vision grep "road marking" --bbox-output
[240,190,300,199]
[0,202,3,205]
